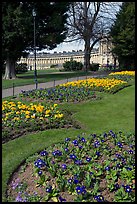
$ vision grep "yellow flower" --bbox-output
[45,110,51,115]
[11,107,16,111]
[58,113,63,118]
[54,113,63,119]
[45,114,50,117]
[26,115,30,119]
[109,71,135,76]
[13,117,20,121]
[25,111,30,115]
[31,114,35,119]
[36,105,44,112]
[53,104,58,108]
[16,111,20,114]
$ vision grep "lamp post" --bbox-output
[32,9,38,89]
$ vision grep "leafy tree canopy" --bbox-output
[110,2,135,69]
[2,2,70,61]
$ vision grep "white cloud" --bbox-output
[43,41,85,53]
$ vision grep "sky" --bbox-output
[38,2,122,54]
[38,40,85,54]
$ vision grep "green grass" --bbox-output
[2,84,135,202]
[2,69,94,89]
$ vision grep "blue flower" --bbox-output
[86,157,92,162]
[65,138,70,142]
[101,139,105,143]
[34,158,46,168]
[16,192,23,202]
[129,144,133,149]
[64,148,69,152]
[62,164,67,169]
[126,167,132,171]
[78,145,83,149]
[76,185,86,194]
[109,130,114,135]
[114,183,119,190]
[94,195,104,202]
[52,150,62,156]
[72,139,78,146]
[51,160,55,165]
[94,140,100,148]
[11,178,20,190]
[40,150,48,156]
[117,142,123,148]
[111,132,116,138]
[68,178,73,184]
[124,185,132,193]
[115,153,122,158]
[74,160,82,165]
[38,170,42,176]
[121,156,126,161]
[103,133,108,138]
[58,196,66,202]
[46,186,52,193]
[81,137,86,143]
[70,154,77,160]
[96,151,100,157]
[128,150,134,154]
[105,166,110,171]
[116,163,121,168]
[73,179,79,184]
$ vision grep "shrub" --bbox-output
[50,64,58,68]
[89,63,99,71]
[15,63,28,74]
[63,59,83,71]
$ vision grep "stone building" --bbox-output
[19,39,118,70]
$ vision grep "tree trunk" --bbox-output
[83,39,91,72]
[3,57,16,79]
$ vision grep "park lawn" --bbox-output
[2,84,135,202]
[2,69,93,89]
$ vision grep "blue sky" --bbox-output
[39,40,85,54]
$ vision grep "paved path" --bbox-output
[2,74,107,98]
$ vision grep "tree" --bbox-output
[110,2,135,70]
[2,2,70,79]
[65,2,121,71]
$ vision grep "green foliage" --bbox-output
[89,63,99,71]
[2,2,70,68]
[50,64,58,68]
[63,59,83,71]
[110,2,135,70]
[15,63,28,74]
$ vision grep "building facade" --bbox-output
[19,39,117,70]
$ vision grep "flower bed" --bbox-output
[19,87,99,103]
[19,77,128,102]
[109,71,135,82]
[109,71,135,76]
[7,131,135,202]
[2,101,74,143]
[60,78,128,93]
